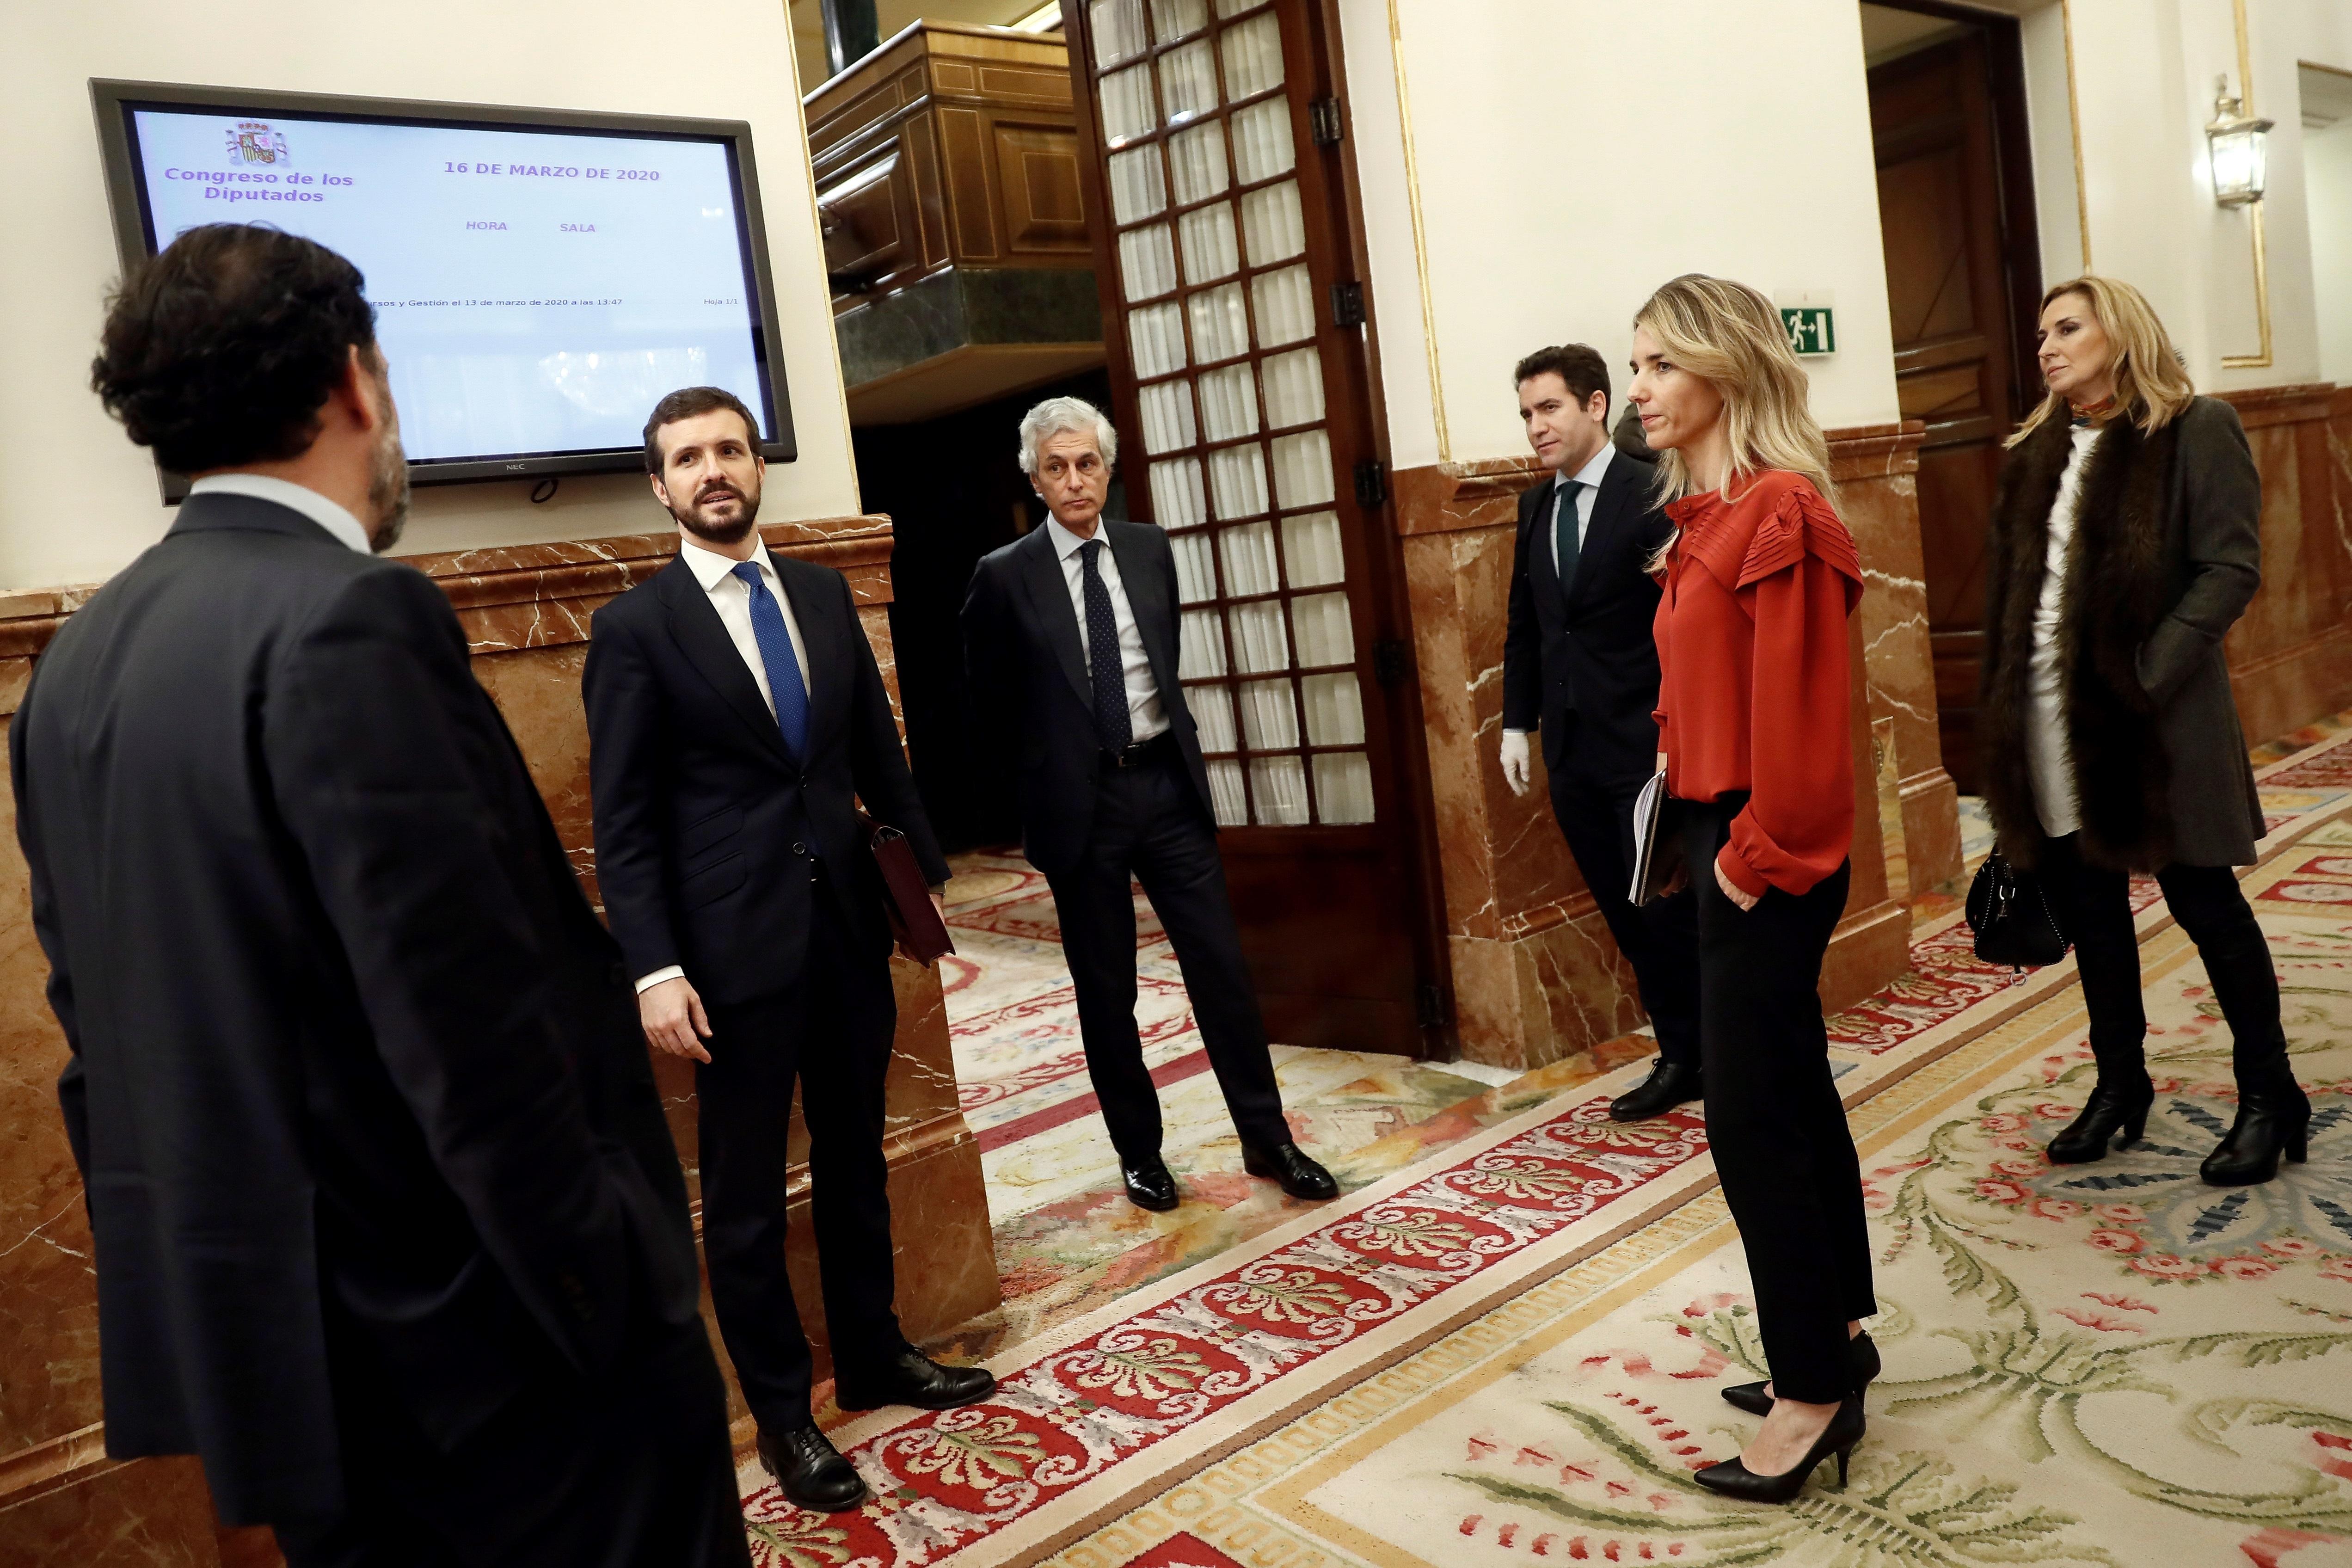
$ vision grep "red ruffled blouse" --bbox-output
[1652,470,1865,898]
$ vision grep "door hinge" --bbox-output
[1373,637,1412,687]
[1415,982,1452,1028]
[1353,457,1387,509]
[1329,280,1366,329]
[1308,96,1345,146]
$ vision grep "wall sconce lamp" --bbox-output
[2206,74,2272,207]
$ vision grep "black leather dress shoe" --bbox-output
[1242,1141,1339,1200]
[1722,1330,1879,1417]
[1124,1159,1180,1211]
[1609,1059,1703,1123]
[835,1346,997,1412]
[759,1425,867,1513]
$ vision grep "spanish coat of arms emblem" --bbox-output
[227,122,289,166]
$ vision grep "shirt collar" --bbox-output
[1046,514,1109,562]
[185,473,372,555]
[1560,442,1615,492]
[677,532,774,591]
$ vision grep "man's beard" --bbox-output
[672,480,761,545]
[366,418,411,553]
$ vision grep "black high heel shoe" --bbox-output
[1721,1331,1879,1417]
[2201,1085,2313,1186]
[1692,1396,1866,1504]
[2046,1077,2155,1164]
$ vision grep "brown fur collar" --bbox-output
[1979,413,2181,872]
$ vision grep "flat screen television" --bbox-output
[92,79,797,495]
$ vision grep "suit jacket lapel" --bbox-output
[1019,527,1093,711]
[1105,524,1181,701]
[656,557,792,765]
[1527,480,1570,611]
[1564,459,1636,605]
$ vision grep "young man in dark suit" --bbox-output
[1499,345,1702,1121]
[960,397,1335,1213]
[14,225,746,1566]
[583,387,993,1514]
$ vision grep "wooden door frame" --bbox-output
[1865,0,2045,412]
[1054,0,1455,1058]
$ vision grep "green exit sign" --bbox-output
[1781,306,1836,356]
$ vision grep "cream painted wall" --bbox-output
[0,0,857,591]
[2310,117,2352,387]
[1336,0,1902,472]
[2018,0,2352,394]
[2019,2,2087,286]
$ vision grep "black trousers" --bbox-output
[2035,834,2297,1092]
[1685,795,1873,1405]
[697,870,902,1435]
[277,1320,748,1568]
[1548,746,1701,1068]
[1043,742,1290,1163]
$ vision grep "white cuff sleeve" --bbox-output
[633,965,686,994]
[1501,728,1531,738]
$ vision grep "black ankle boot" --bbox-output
[2201,1077,2313,1186]
[2046,1076,2155,1164]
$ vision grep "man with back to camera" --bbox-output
[1500,344,1702,1122]
[960,396,1337,1212]
[583,386,994,1514]
[12,224,747,1565]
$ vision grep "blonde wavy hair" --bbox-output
[2007,276,2195,446]
[1632,273,1841,520]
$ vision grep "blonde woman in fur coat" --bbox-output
[1978,276,2310,1187]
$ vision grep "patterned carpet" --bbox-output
[736,722,2352,1568]
[1029,822,2352,1568]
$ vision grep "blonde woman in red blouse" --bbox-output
[1631,274,1872,1503]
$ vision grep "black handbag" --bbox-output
[1964,853,2069,971]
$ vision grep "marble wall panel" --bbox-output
[1391,432,1925,1070]
[1829,423,1963,899]
[0,515,1000,1559]
[2219,387,2352,745]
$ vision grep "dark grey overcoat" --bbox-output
[1979,394,2266,871]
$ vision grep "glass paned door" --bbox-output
[1078,0,1372,828]
[1067,0,1446,1057]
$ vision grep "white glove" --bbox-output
[1499,729,1533,797]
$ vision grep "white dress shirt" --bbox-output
[2026,424,2106,838]
[186,473,373,555]
[674,534,812,719]
[635,535,815,995]
[1503,443,1615,739]
[1046,515,1169,743]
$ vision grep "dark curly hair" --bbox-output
[90,224,378,473]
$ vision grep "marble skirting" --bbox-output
[1389,426,1941,1071]
[0,517,1000,1562]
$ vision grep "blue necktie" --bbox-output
[1078,540,1133,751]
[731,561,811,761]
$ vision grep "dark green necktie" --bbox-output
[1554,478,1584,600]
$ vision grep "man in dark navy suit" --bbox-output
[960,398,1336,1214]
[14,224,746,1566]
[583,387,994,1514]
[1499,345,1701,1121]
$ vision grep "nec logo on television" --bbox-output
[226,122,289,166]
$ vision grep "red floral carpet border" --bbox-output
[742,1093,1710,1567]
